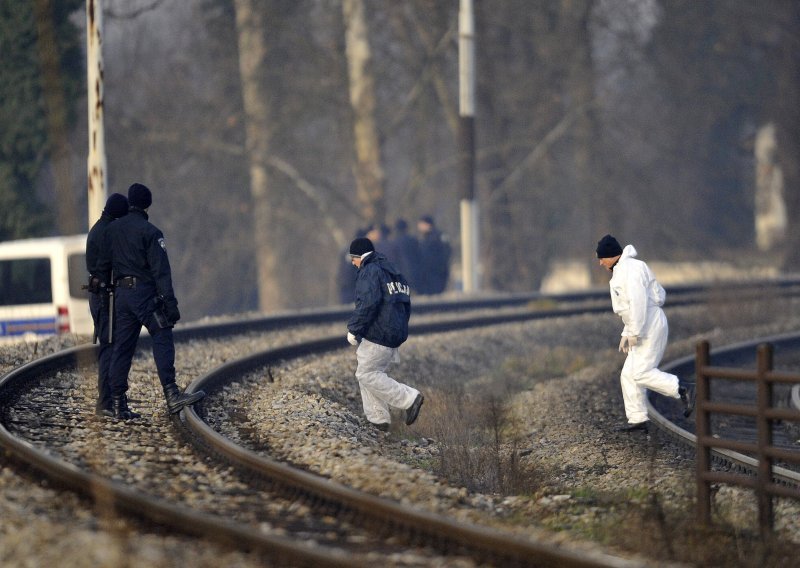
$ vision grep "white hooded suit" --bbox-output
[609,244,680,424]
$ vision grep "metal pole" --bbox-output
[87,0,107,228]
[458,0,479,292]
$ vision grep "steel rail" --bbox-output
[163,278,800,344]
[179,291,800,563]
[1,281,799,565]
[646,331,800,487]
[0,345,364,567]
[0,297,651,567]
[181,313,649,568]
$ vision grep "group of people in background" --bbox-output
[338,215,451,305]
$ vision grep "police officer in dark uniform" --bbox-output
[416,215,451,295]
[100,183,204,419]
[86,192,128,417]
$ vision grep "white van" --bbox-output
[0,234,92,341]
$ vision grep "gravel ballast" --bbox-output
[2,299,800,567]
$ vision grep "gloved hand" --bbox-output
[347,332,359,346]
[618,335,638,353]
[163,296,181,324]
[87,275,102,294]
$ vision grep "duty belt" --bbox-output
[115,276,137,289]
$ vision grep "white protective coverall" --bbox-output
[610,244,680,424]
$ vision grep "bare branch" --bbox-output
[266,156,351,248]
[105,0,165,20]
[487,102,592,206]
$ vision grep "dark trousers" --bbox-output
[107,284,176,397]
[89,292,112,409]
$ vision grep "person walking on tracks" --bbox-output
[595,234,695,432]
[100,183,204,419]
[86,193,129,417]
[346,237,424,432]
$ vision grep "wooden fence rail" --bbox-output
[695,340,800,537]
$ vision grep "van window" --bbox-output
[68,253,88,298]
[0,258,53,306]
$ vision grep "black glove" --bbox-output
[162,296,181,324]
[87,275,102,294]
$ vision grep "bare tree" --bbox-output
[772,3,800,269]
[52,0,797,320]
[34,0,81,234]
[342,0,386,225]
[233,0,283,311]
[558,0,609,283]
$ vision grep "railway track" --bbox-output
[648,332,800,485]
[2,281,799,566]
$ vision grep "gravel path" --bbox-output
[2,299,800,567]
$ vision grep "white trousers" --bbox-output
[620,308,680,424]
[355,339,419,425]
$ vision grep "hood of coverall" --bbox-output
[619,244,638,262]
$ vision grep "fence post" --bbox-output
[696,340,712,524]
[756,343,774,536]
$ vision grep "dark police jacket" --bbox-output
[86,212,115,285]
[347,252,411,348]
[99,208,176,300]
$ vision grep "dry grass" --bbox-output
[417,339,800,567]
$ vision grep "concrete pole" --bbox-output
[86,0,107,228]
[458,0,479,292]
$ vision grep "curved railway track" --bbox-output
[648,333,800,485]
[2,281,800,566]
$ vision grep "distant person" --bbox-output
[416,215,451,294]
[337,228,367,304]
[100,183,205,419]
[595,234,695,432]
[389,218,420,290]
[85,193,129,417]
[346,237,424,432]
[367,222,399,264]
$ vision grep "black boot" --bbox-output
[679,384,696,417]
[111,394,141,420]
[405,393,424,426]
[163,383,206,414]
[614,421,648,432]
[95,400,113,418]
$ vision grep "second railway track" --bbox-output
[2,282,800,566]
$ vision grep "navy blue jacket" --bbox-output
[347,252,411,348]
[98,208,176,300]
[86,213,115,284]
[417,229,450,294]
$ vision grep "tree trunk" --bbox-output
[775,5,800,269]
[342,0,386,225]
[754,123,786,252]
[233,0,282,311]
[558,0,609,284]
[34,0,80,234]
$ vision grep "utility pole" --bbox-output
[459,0,479,292]
[86,0,107,227]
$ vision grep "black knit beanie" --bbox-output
[349,237,375,257]
[128,183,152,209]
[596,234,623,258]
[103,193,128,219]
